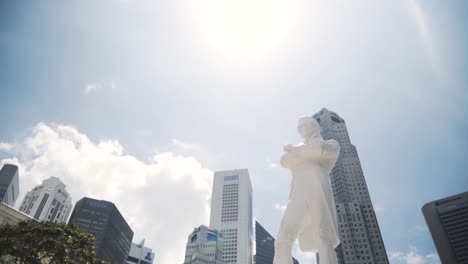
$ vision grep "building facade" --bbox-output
[18,176,72,223]
[183,225,224,264]
[210,169,253,264]
[422,192,468,264]
[69,197,134,264]
[313,108,389,264]
[0,202,33,226]
[127,240,155,264]
[254,221,299,264]
[0,164,19,207]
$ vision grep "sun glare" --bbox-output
[192,0,298,61]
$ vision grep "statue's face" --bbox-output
[298,118,320,140]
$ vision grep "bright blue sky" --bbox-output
[1,1,467,263]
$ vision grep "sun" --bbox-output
[192,0,298,61]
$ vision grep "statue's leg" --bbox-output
[317,236,338,264]
[273,199,305,264]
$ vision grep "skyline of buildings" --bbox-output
[0,164,19,207]
[2,108,455,264]
[422,192,468,264]
[210,169,253,264]
[18,176,72,223]
[183,225,224,264]
[68,197,134,264]
[0,164,157,264]
[313,108,389,264]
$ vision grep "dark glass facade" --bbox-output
[0,164,19,207]
[422,192,468,264]
[69,197,134,264]
[255,221,299,264]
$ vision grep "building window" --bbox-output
[224,175,239,181]
[331,117,341,123]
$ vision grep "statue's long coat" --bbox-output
[280,138,340,250]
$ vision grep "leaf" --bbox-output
[0,221,107,264]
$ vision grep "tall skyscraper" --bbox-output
[255,221,300,264]
[0,164,19,207]
[313,108,389,264]
[18,176,72,223]
[69,197,133,264]
[422,192,468,264]
[183,225,224,264]
[210,169,253,264]
[127,240,155,264]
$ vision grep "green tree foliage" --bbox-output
[0,220,108,264]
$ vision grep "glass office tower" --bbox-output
[255,221,300,264]
[0,164,19,207]
[69,197,134,264]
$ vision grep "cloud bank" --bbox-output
[0,122,213,264]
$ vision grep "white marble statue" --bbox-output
[273,116,340,264]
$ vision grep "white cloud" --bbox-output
[171,139,199,151]
[84,81,118,94]
[274,203,286,213]
[425,253,440,263]
[414,225,428,232]
[1,122,213,264]
[84,83,98,94]
[0,142,13,151]
[110,81,117,90]
[266,157,279,169]
[374,205,385,213]
[389,247,440,264]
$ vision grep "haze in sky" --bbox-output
[1,1,467,263]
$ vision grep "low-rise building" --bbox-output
[184,225,224,264]
[127,240,155,264]
[0,202,34,226]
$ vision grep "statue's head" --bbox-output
[297,116,320,140]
